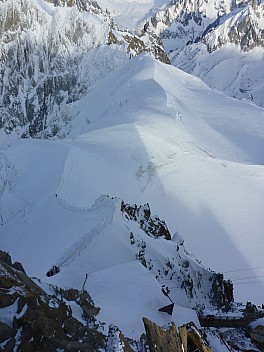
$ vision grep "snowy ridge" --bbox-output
[1,0,264,349]
[46,194,233,338]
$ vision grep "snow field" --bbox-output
[1,54,264,344]
[86,261,200,340]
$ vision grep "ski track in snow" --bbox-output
[54,204,115,269]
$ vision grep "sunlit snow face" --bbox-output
[1,53,264,314]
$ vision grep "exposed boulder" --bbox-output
[143,317,212,352]
[250,325,264,350]
[209,273,234,310]
[143,317,182,352]
[121,201,171,240]
[0,250,12,266]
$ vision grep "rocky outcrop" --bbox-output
[149,0,249,38]
[0,0,111,137]
[46,0,104,14]
[143,317,182,352]
[203,3,264,52]
[152,0,264,54]
[121,201,171,240]
[119,198,234,310]
[218,326,263,351]
[143,317,212,352]
[162,1,264,107]
[209,273,234,310]
[179,322,212,352]
[0,250,104,351]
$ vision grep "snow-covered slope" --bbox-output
[1,55,264,315]
[170,43,264,106]
[61,55,264,306]
[41,194,233,339]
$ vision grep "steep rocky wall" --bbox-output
[143,317,182,352]
[0,0,169,138]
[0,250,105,351]
[151,0,263,54]
[203,3,264,52]
[0,0,114,137]
[121,201,171,240]
[210,273,234,310]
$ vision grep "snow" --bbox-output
[95,0,171,32]
[168,15,264,107]
[0,130,8,149]
[86,261,199,339]
[34,0,55,16]
[16,303,28,319]
[1,54,264,339]
[65,57,264,307]
[206,329,233,352]
[67,301,87,326]
[0,299,18,328]
[250,317,264,328]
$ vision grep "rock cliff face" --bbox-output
[121,201,171,240]
[160,1,264,106]
[250,325,264,350]
[149,0,263,52]
[209,273,233,310]
[202,2,264,52]
[149,0,251,42]
[143,317,212,352]
[0,0,111,137]
[143,317,182,352]
[0,250,105,351]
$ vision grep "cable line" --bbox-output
[223,266,264,273]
